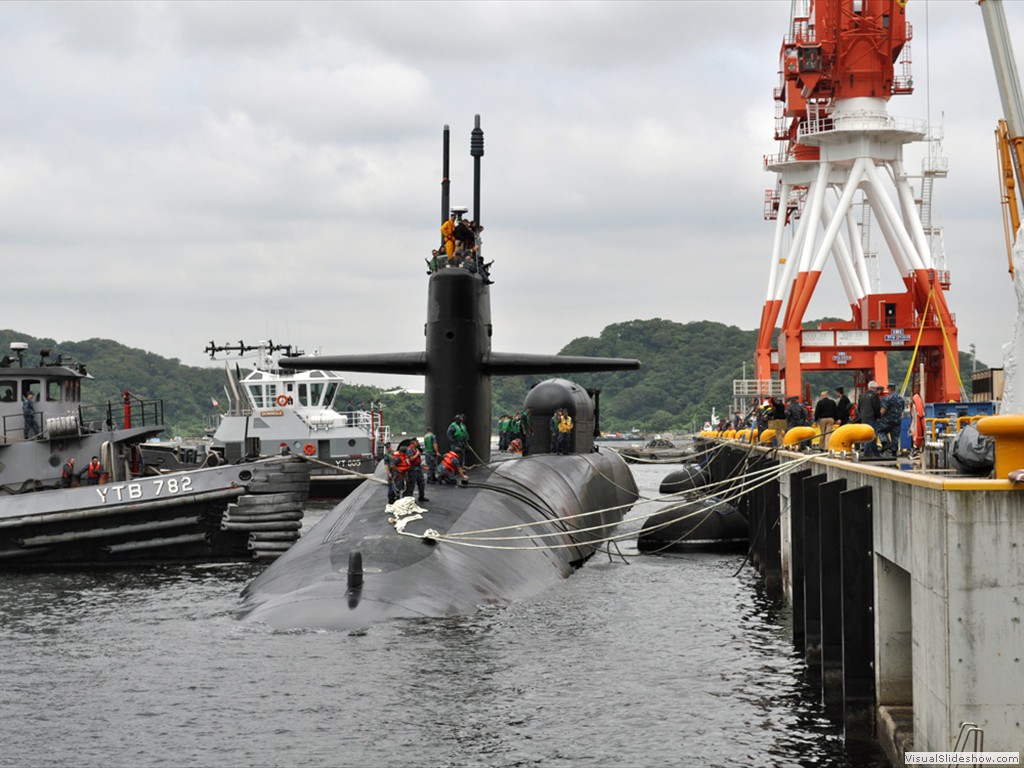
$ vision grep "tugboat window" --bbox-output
[47,380,62,402]
[323,383,338,407]
[0,381,15,402]
[61,379,80,402]
[21,380,40,399]
[309,383,324,407]
[298,384,308,407]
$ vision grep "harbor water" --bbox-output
[0,463,888,767]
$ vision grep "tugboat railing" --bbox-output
[1,394,164,442]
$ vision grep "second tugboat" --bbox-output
[145,340,388,499]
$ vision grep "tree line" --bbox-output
[2,321,983,439]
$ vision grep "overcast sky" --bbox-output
[1,0,1021,389]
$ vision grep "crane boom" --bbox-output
[980,0,1024,277]
[981,0,1024,137]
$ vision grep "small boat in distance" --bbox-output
[614,436,695,464]
[0,341,310,566]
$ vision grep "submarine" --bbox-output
[238,117,641,631]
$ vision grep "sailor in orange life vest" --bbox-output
[440,213,457,265]
[437,450,468,485]
[390,444,411,499]
[85,456,104,485]
[404,438,429,503]
[60,457,78,488]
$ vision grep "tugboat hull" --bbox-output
[0,456,310,567]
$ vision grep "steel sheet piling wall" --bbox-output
[817,479,848,722]
[801,474,827,679]
[789,468,812,655]
[838,484,876,742]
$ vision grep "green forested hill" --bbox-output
[493,318,757,433]
[2,321,982,438]
[0,331,422,439]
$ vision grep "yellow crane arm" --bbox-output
[996,119,1021,279]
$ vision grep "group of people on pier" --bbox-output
[720,382,905,454]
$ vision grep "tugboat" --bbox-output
[0,342,310,566]
[143,340,386,499]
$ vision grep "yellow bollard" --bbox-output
[783,426,816,448]
[827,423,876,453]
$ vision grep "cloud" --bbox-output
[0,0,1020,391]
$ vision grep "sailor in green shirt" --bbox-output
[498,414,511,451]
[520,406,533,455]
[447,415,469,461]
[423,428,439,482]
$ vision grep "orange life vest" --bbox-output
[87,461,102,479]
[392,450,410,473]
[441,451,460,471]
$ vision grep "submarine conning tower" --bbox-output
[424,267,492,463]
[278,116,640,464]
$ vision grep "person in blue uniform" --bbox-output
[22,392,40,438]
[877,383,905,456]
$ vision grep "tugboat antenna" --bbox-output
[204,340,303,359]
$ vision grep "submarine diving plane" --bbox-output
[238,117,640,631]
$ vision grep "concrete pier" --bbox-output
[721,441,1024,762]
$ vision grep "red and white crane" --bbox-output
[755,0,962,403]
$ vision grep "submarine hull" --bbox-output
[238,450,637,631]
